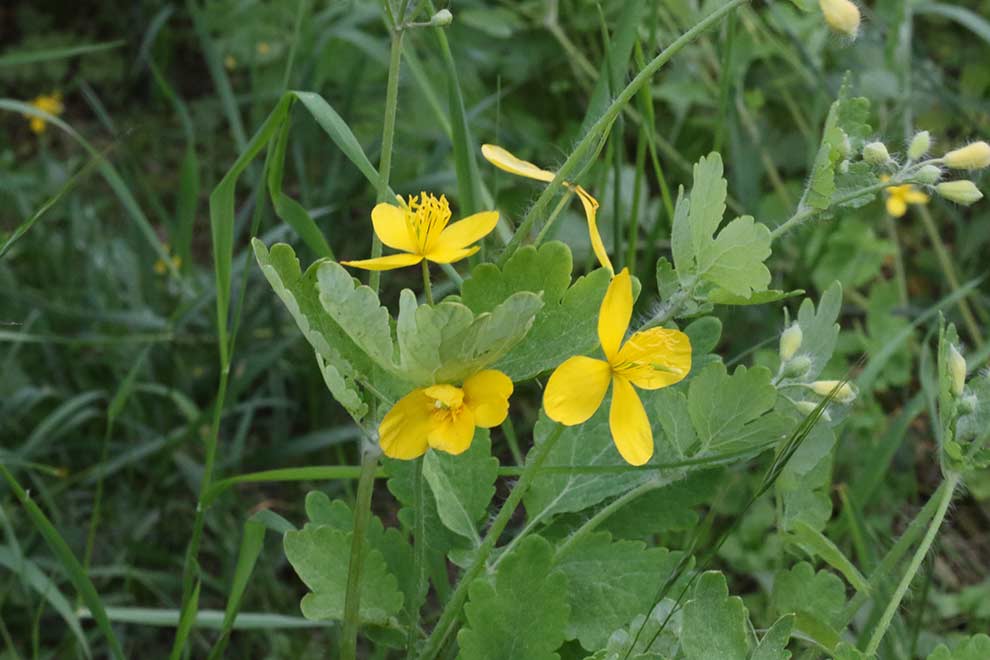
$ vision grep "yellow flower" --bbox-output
[153,243,182,274]
[341,192,499,271]
[882,175,929,218]
[543,269,691,465]
[481,144,614,275]
[256,42,271,56]
[25,92,64,134]
[379,370,513,459]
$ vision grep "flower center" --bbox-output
[405,192,451,252]
[423,384,465,423]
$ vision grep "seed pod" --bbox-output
[943,141,990,170]
[948,344,966,396]
[908,131,931,160]
[936,180,983,205]
[819,0,861,36]
[863,141,890,165]
[779,323,803,362]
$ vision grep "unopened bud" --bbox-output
[948,344,966,396]
[936,180,983,206]
[837,130,852,159]
[863,141,890,165]
[908,131,931,160]
[943,141,990,170]
[781,355,813,379]
[914,164,942,184]
[796,399,832,422]
[430,8,453,26]
[819,0,861,36]
[779,324,803,362]
[959,393,977,414]
[809,380,858,404]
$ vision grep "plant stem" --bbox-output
[421,260,434,305]
[407,455,427,653]
[340,448,381,660]
[769,180,891,240]
[556,479,664,558]
[498,0,752,266]
[415,424,567,660]
[370,27,405,294]
[864,472,960,656]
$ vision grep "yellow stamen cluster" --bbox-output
[406,193,452,252]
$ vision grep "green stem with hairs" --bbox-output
[421,260,434,305]
[556,479,665,559]
[340,448,382,660]
[415,424,567,660]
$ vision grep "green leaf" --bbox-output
[926,634,990,660]
[681,571,750,660]
[458,535,570,660]
[683,317,723,355]
[697,215,772,298]
[461,242,611,381]
[687,154,729,259]
[833,642,870,660]
[771,562,845,631]
[555,531,680,651]
[396,288,543,385]
[793,282,843,382]
[804,81,872,211]
[686,363,784,454]
[788,520,869,594]
[603,470,722,538]
[592,601,683,659]
[283,525,403,623]
[422,432,499,544]
[751,614,794,660]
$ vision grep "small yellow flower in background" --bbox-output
[882,175,929,218]
[819,0,861,37]
[224,55,238,70]
[379,370,513,459]
[341,192,499,271]
[543,269,691,465]
[256,42,272,56]
[154,243,182,274]
[481,144,614,275]
[24,92,64,134]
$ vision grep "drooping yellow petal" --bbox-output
[427,406,476,455]
[614,327,692,390]
[904,189,930,205]
[371,203,417,253]
[886,195,907,218]
[432,210,500,253]
[481,144,555,183]
[608,375,653,466]
[543,356,612,425]
[574,184,614,274]
[424,245,480,264]
[463,369,513,427]
[379,388,433,459]
[598,268,633,362]
[340,253,424,270]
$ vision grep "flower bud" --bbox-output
[430,8,453,26]
[863,141,890,165]
[914,164,942,184]
[779,324,803,362]
[908,131,931,160]
[943,141,990,170]
[809,380,858,404]
[948,344,966,396]
[781,355,813,379]
[837,130,851,159]
[936,180,983,206]
[796,399,832,422]
[819,0,861,36]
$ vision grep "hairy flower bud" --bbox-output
[809,380,858,404]
[819,0,861,36]
[430,8,453,26]
[943,141,990,170]
[948,344,966,396]
[863,141,890,165]
[779,324,803,362]
[781,356,812,379]
[936,180,983,206]
[914,164,942,184]
[908,131,931,160]
[796,399,832,422]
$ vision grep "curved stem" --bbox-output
[415,424,567,660]
[555,479,664,559]
[864,473,960,656]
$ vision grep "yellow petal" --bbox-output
[424,245,479,264]
[904,189,930,205]
[615,327,692,390]
[886,195,907,218]
[463,369,513,427]
[432,210,500,252]
[481,144,555,183]
[543,356,611,425]
[371,203,417,252]
[598,268,633,362]
[427,406,476,455]
[609,375,653,466]
[574,185,614,274]
[339,253,423,270]
[379,388,433,459]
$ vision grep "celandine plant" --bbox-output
[169,2,990,659]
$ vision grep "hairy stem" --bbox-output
[421,260,434,305]
[340,448,381,660]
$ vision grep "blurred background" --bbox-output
[1,0,988,656]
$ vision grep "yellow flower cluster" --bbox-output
[24,92,64,134]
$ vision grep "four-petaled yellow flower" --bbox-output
[25,92,64,134]
[380,370,513,459]
[882,175,929,218]
[341,192,499,271]
[543,269,691,465]
[481,144,614,275]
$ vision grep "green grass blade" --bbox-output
[81,608,323,629]
[0,40,125,67]
[168,580,200,660]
